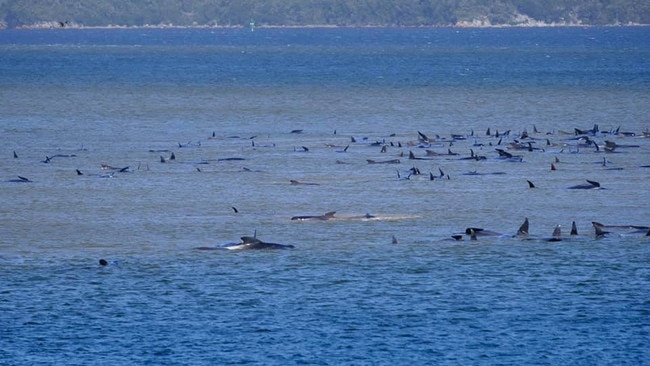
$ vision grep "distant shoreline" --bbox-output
[4,21,648,30]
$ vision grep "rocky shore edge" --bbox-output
[2,18,647,30]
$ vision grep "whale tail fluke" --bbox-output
[592,222,609,238]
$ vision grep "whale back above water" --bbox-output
[291,211,336,221]
[568,180,601,189]
[236,236,294,250]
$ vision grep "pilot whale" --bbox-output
[195,236,294,250]
[101,164,130,172]
[464,227,501,237]
[568,180,602,189]
[591,222,649,232]
[592,222,649,237]
[7,176,32,183]
[290,180,320,186]
[520,220,581,242]
[291,211,336,221]
[464,217,529,238]
[539,224,571,242]
[224,236,294,250]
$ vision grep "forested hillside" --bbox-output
[1,0,648,29]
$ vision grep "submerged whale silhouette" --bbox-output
[367,159,400,164]
[290,179,320,186]
[291,211,336,221]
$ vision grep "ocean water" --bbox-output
[1,27,649,365]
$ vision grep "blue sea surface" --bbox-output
[1,27,649,365]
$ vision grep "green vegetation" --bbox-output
[1,0,648,28]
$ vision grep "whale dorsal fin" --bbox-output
[552,225,561,238]
[417,131,429,142]
[517,218,529,236]
[322,211,336,219]
[586,180,600,188]
[570,221,578,236]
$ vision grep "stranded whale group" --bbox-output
[187,216,649,253]
[459,217,650,242]
[7,123,649,250]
